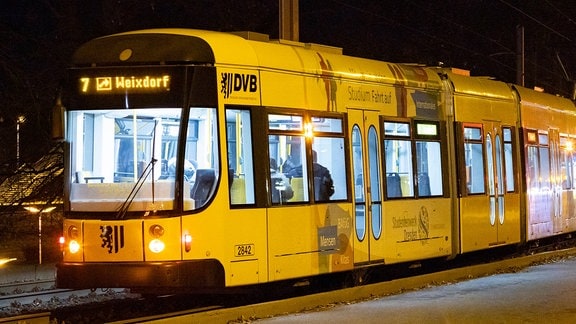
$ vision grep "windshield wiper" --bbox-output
[116,157,157,219]
[116,120,158,219]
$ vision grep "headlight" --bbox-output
[149,239,165,253]
[69,240,80,254]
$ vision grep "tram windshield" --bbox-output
[67,107,219,214]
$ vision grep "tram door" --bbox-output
[485,122,506,243]
[349,109,383,264]
[549,129,563,233]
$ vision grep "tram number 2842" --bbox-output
[235,244,255,257]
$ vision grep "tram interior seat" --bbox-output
[386,173,402,198]
[75,171,104,183]
[190,169,216,207]
[230,177,246,204]
[418,173,431,196]
[289,177,304,202]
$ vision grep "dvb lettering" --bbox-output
[221,73,258,98]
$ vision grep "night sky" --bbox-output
[1,0,575,169]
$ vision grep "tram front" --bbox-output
[56,31,224,290]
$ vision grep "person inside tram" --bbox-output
[167,157,197,181]
[270,158,294,203]
[312,150,334,201]
[282,150,302,178]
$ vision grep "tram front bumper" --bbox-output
[56,260,225,290]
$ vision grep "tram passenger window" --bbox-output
[560,136,572,190]
[267,113,347,205]
[464,126,485,194]
[311,116,347,202]
[384,121,414,198]
[415,122,443,197]
[268,113,309,204]
[503,128,515,192]
[526,146,539,191]
[226,109,255,206]
[539,146,550,190]
[183,107,219,210]
[564,151,574,190]
[415,141,442,196]
[384,138,413,197]
[538,133,550,190]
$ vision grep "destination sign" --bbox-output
[79,75,171,94]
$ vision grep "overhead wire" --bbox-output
[328,0,516,72]
[497,0,572,42]
[542,0,576,28]
[323,0,574,94]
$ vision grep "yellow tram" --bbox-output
[55,29,576,292]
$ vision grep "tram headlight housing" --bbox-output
[148,224,165,253]
[66,225,81,254]
[149,224,164,238]
[68,225,79,239]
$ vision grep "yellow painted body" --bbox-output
[448,72,521,252]
[380,198,452,263]
[516,86,576,240]
[59,29,576,291]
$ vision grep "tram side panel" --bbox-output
[233,61,356,281]
[377,85,453,264]
[343,64,454,265]
[514,86,576,241]
[448,73,521,253]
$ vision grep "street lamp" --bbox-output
[16,115,26,168]
[23,206,56,264]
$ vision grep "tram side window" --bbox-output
[538,134,550,190]
[384,121,414,198]
[503,127,515,192]
[415,122,443,197]
[525,130,540,191]
[464,126,485,194]
[183,107,219,211]
[226,108,256,206]
[526,145,539,191]
[560,136,573,190]
[268,114,309,204]
[311,116,347,202]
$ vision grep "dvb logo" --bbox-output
[100,225,125,254]
[221,73,258,99]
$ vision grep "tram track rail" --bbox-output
[0,279,56,296]
[0,284,133,319]
[2,241,575,323]
[138,247,576,324]
[99,245,576,323]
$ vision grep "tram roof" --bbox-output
[72,28,442,91]
[513,85,576,112]
[441,69,515,101]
